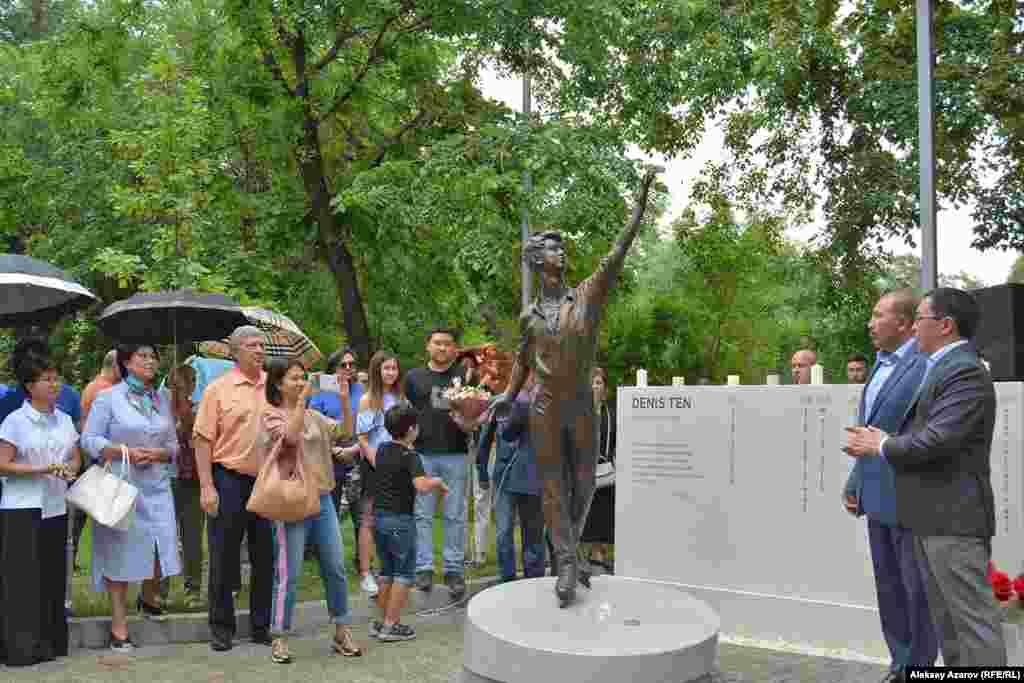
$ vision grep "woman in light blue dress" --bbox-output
[354,350,405,599]
[82,344,180,652]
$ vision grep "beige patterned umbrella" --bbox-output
[198,307,322,369]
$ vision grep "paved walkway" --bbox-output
[4,615,889,683]
[4,577,891,683]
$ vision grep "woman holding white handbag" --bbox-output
[0,339,81,666]
[82,344,180,652]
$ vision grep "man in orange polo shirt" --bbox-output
[193,326,271,652]
[82,349,121,424]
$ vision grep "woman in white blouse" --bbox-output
[0,339,81,667]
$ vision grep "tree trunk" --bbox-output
[295,114,372,363]
[31,0,48,36]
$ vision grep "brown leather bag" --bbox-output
[247,437,320,522]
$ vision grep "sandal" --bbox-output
[333,626,363,657]
[271,637,291,664]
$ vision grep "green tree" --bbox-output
[878,253,986,291]
[1008,255,1024,285]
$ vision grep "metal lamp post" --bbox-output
[917,0,937,290]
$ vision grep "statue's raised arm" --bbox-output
[576,167,660,313]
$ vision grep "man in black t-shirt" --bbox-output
[403,327,471,599]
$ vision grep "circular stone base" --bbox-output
[462,576,719,683]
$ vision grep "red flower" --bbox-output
[1013,575,1024,599]
[992,571,1013,601]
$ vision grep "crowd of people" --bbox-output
[2,284,997,678]
[0,323,619,668]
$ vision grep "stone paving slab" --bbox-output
[3,618,890,683]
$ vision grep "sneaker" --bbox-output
[360,572,379,597]
[368,620,384,638]
[415,570,433,592]
[271,637,291,664]
[445,573,466,600]
[109,634,135,653]
[137,595,167,621]
[377,622,416,642]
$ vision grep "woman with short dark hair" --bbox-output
[0,339,81,666]
[260,358,359,663]
[82,343,180,652]
[582,367,616,571]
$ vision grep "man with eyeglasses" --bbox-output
[846,288,1006,668]
[193,326,274,652]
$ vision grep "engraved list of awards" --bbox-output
[616,384,1024,615]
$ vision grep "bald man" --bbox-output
[791,349,817,385]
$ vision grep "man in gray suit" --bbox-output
[846,287,1006,667]
[843,289,935,682]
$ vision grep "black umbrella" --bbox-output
[0,254,98,327]
[97,289,249,345]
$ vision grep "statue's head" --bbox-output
[524,230,566,278]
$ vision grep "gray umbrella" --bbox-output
[0,254,97,327]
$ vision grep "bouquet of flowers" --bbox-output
[443,378,493,420]
[988,560,1016,602]
[48,462,77,481]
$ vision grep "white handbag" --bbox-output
[66,445,139,531]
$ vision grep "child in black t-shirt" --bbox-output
[370,403,448,642]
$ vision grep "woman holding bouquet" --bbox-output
[261,358,359,664]
[355,350,405,598]
[0,339,81,666]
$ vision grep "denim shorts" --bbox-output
[374,511,415,585]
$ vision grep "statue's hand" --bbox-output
[642,165,664,187]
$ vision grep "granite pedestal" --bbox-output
[460,576,719,683]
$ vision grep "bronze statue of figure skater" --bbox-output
[491,167,658,607]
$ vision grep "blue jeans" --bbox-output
[270,493,351,635]
[414,452,467,576]
[494,491,545,582]
[374,512,416,585]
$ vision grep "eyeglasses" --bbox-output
[340,362,356,369]
[914,314,946,322]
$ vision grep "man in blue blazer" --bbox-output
[847,288,1006,667]
[843,289,936,682]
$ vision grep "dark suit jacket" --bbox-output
[843,341,927,526]
[884,343,997,538]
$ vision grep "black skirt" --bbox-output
[581,484,615,544]
[0,509,69,667]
